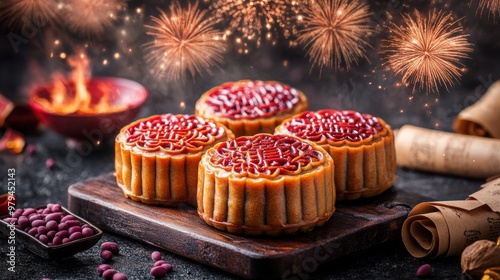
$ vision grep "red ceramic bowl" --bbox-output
[29,77,148,142]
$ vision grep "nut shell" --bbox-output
[461,240,500,279]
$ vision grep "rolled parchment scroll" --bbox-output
[402,176,500,258]
[395,125,500,179]
[454,80,500,138]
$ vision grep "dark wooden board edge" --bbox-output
[68,173,418,279]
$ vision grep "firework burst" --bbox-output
[296,0,374,73]
[210,0,302,53]
[478,0,500,19]
[383,10,473,93]
[60,0,125,38]
[0,0,58,30]
[144,1,226,82]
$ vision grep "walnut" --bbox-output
[461,239,500,280]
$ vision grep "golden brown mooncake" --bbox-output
[195,80,308,137]
[197,133,335,236]
[115,114,234,206]
[275,110,397,200]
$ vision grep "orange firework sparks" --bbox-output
[478,0,500,19]
[60,0,125,37]
[383,10,473,93]
[296,0,374,73]
[0,0,58,30]
[144,1,226,82]
[210,0,302,53]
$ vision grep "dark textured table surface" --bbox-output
[1,1,499,279]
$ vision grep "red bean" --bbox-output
[101,250,113,261]
[46,220,58,231]
[58,222,69,231]
[46,230,56,240]
[112,272,127,280]
[62,238,70,244]
[42,208,52,215]
[68,226,81,235]
[61,215,76,223]
[154,260,166,267]
[39,234,49,244]
[28,227,38,236]
[65,220,81,227]
[52,236,62,246]
[12,209,23,218]
[56,229,69,237]
[82,227,94,237]
[150,266,167,278]
[69,232,83,241]
[161,263,173,273]
[101,242,119,255]
[29,214,42,222]
[18,217,30,229]
[45,213,63,223]
[151,251,162,261]
[37,226,48,235]
[22,208,36,217]
[102,269,117,280]
[98,264,112,275]
[31,220,45,227]
[50,204,62,212]
[416,264,432,277]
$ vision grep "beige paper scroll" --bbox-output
[402,176,500,258]
[454,80,500,138]
[395,125,500,179]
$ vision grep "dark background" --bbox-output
[0,0,499,279]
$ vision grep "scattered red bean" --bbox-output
[101,249,113,261]
[150,266,167,278]
[151,251,162,261]
[416,263,432,277]
[45,158,56,169]
[98,264,112,276]
[112,272,128,280]
[163,263,173,273]
[26,144,37,155]
[154,260,166,267]
[101,242,119,255]
[102,269,117,280]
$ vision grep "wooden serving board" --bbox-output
[68,173,422,280]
